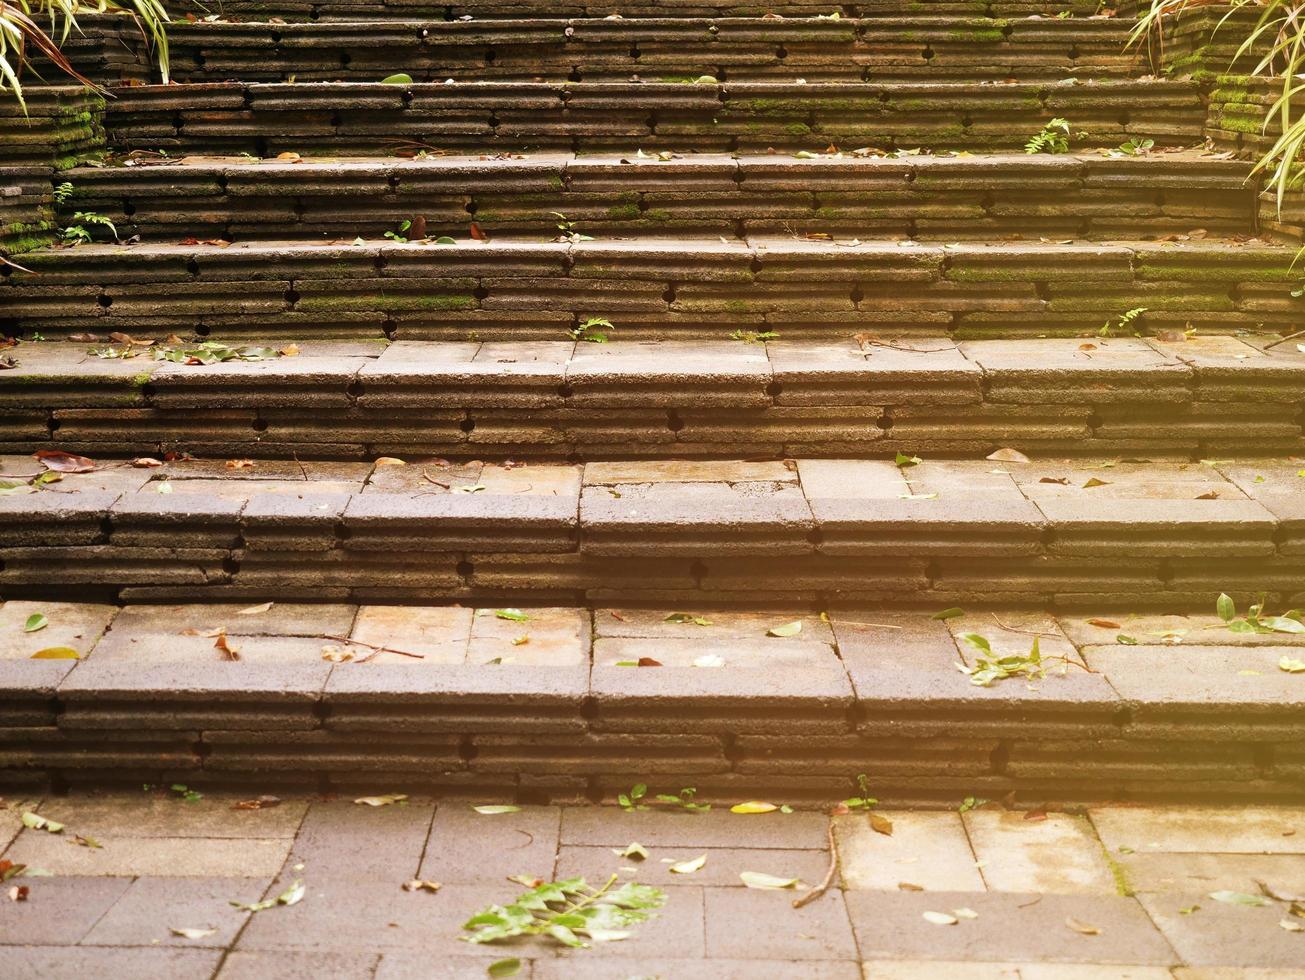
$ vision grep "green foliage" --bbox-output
[52,181,74,206]
[550,212,594,242]
[729,329,778,343]
[59,211,117,246]
[842,773,878,811]
[1215,592,1305,635]
[571,317,614,343]
[463,875,666,948]
[653,787,711,813]
[1024,117,1071,154]
[618,783,648,811]
[91,339,283,364]
[957,633,1083,687]
[1099,306,1147,337]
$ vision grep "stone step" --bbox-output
[0,455,1302,605]
[162,17,1141,84]
[3,335,1303,459]
[3,238,1297,340]
[102,78,1206,155]
[2,599,1300,800]
[58,151,1256,242]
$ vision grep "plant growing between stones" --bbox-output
[462,875,665,948]
[59,211,118,246]
[550,212,593,243]
[618,783,648,811]
[653,787,710,813]
[1024,118,1071,154]
[571,317,614,343]
[1099,306,1147,337]
[1216,592,1305,635]
[957,633,1086,687]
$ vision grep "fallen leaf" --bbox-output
[279,344,300,357]
[354,794,407,807]
[320,646,354,663]
[1066,916,1101,935]
[1281,917,1304,933]
[130,457,164,468]
[30,647,79,660]
[23,613,47,633]
[472,805,522,814]
[692,654,725,668]
[670,853,707,874]
[493,608,528,622]
[931,607,964,620]
[233,796,281,810]
[8,885,28,901]
[766,621,803,637]
[635,657,663,667]
[614,842,649,861]
[923,910,959,925]
[170,926,217,939]
[70,834,102,848]
[20,812,64,833]
[214,632,241,661]
[402,879,441,893]
[1086,618,1121,629]
[487,960,522,978]
[664,613,712,626]
[33,449,96,473]
[869,813,894,836]
[226,459,255,470]
[739,871,799,889]
[731,801,779,814]
[1082,477,1111,489]
[1280,656,1305,674]
[237,602,273,615]
[898,882,924,891]
[953,907,979,919]
[986,448,1030,463]
[469,222,489,241]
[374,457,407,466]
[1209,890,1271,907]
[275,151,302,162]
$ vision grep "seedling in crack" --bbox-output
[571,317,614,343]
[1025,117,1071,155]
[654,787,711,813]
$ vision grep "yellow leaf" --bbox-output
[669,854,707,874]
[374,457,406,466]
[30,647,79,660]
[731,801,778,814]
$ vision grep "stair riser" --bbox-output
[162,19,1139,84]
[5,245,1297,340]
[59,159,1257,242]
[102,81,1206,155]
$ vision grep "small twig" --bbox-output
[1263,327,1305,350]
[862,340,954,354]
[292,451,308,482]
[828,620,904,630]
[989,613,1060,638]
[422,470,450,488]
[793,823,838,909]
[321,633,426,660]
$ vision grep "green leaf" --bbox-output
[766,621,802,637]
[493,608,528,622]
[960,633,991,655]
[895,452,922,467]
[23,613,47,633]
[613,842,649,861]
[1208,890,1271,907]
[730,801,779,814]
[931,607,964,620]
[1217,593,1236,623]
[740,871,799,889]
[1279,656,1305,674]
[1116,634,1138,645]
[669,853,707,874]
[381,73,413,84]
[435,236,457,244]
[473,805,522,815]
[487,959,521,977]
[664,613,711,626]
[20,811,64,833]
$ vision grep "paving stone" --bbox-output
[1138,892,1305,968]
[468,607,585,666]
[1117,851,1305,895]
[860,966,1024,979]
[1,946,223,980]
[0,600,116,659]
[844,890,1177,964]
[594,606,834,643]
[556,843,831,889]
[283,799,435,881]
[4,832,293,876]
[420,804,560,884]
[962,811,1115,894]
[29,793,307,838]
[0,876,133,944]
[81,875,268,946]
[1059,613,1305,649]
[349,605,474,664]
[560,807,831,849]
[584,461,798,486]
[703,885,857,960]
[533,959,859,979]
[1091,807,1305,854]
[109,602,358,638]
[834,811,984,892]
[375,953,536,979]
[217,950,382,980]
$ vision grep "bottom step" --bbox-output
[3,600,1303,802]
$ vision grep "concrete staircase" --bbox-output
[2,0,1304,803]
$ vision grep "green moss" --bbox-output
[784,122,813,137]
[606,203,641,220]
[947,28,1005,44]
[547,174,564,190]
[1100,845,1134,897]
[642,208,671,223]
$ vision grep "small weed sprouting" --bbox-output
[571,316,614,343]
[1025,117,1071,155]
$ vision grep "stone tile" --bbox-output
[1172,970,1305,979]
[795,459,909,499]
[1139,892,1304,968]
[31,794,308,838]
[861,966,1027,979]
[218,950,382,980]
[349,606,474,664]
[594,607,834,643]
[560,807,831,849]
[844,891,1176,964]
[704,886,857,959]
[0,876,132,943]
[0,600,116,660]
[945,612,1084,667]
[364,458,484,493]
[835,811,984,892]
[1091,807,1305,854]
[86,629,339,665]
[147,476,363,500]
[4,833,292,876]
[1018,968,1174,980]
[82,875,268,947]
[0,457,157,495]
[1059,613,1305,649]
[1117,851,1305,895]
[365,460,580,498]
[963,812,1115,894]
[584,460,798,485]
[2,946,223,980]
[376,953,535,979]
[535,960,858,979]
[285,800,435,880]
[1014,461,1238,501]
[592,635,838,670]
[468,607,584,666]
[556,844,830,889]
[110,602,358,638]
[420,805,560,883]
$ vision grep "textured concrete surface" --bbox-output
[4,794,1304,976]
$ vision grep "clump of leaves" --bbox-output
[91,338,282,364]
[170,783,202,803]
[1115,137,1154,156]
[571,317,614,343]
[1025,117,1071,154]
[841,773,878,812]
[654,787,710,813]
[618,783,648,811]
[1099,306,1146,338]
[52,181,75,206]
[729,329,778,343]
[384,218,414,243]
[60,211,118,245]
[551,212,594,243]
[957,634,1083,687]
[463,875,665,948]
[1216,592,1305,635]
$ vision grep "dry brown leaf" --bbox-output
[130,457,164,468]
[226,459,255,470]
[869,813,894,836]
[1086,618,1121,629]
[1066,916,1101,935]
[33,450,97,473]
[214,632,241,661]
[986,448,1030,464]
[403,879,441,893]
[237,602,273,615]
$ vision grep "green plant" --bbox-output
[170,782,202,802]
[1099,306,1147,337]
[653,787,710,813]
[1,0,172,109]
[571,316,614,343]
[957,633,1085,687]
[463,875,666,948]
[59,210,117,245]
[550,211,593,243]
[618,783,648,811]
[729,329,778,343]
[52,181,74,206]
[1216,591,1305,634]
[384,219,413,243]
[1024,117,1071,154]
[842,773,878,811]
[1116,137,1155,156]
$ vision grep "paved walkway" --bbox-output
[3,794,1304,977]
